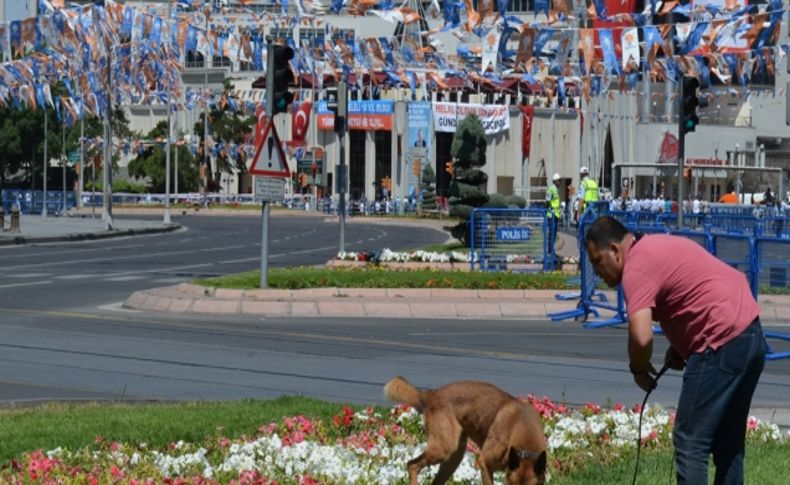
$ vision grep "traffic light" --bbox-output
[445,161,454,175]
[381,176,392,192]
[298,172,307,188]
[684,167,692,180]
[680,76,707,135]
[272,45,294,115]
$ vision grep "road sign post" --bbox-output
[250,113,291,288]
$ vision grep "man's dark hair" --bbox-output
[584,216,629,249]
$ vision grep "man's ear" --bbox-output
[534,450,547,475]
[507,447,519,470]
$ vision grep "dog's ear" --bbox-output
[534,450,547,476]
[507,447,520,470]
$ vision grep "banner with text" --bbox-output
[432,102,510,135]
[348,100,394,131]
[406,102,432,198]
[316,101,334,131]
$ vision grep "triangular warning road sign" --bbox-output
[249,121,291,177]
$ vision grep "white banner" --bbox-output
[432,102,510,135]
[621,27,640,71]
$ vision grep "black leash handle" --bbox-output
[632,362,671,485]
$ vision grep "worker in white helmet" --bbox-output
[576,165,600,223]
[546,173,563,267]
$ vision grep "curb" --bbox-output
[123,283,790,323]
[123,284,582,319]
[0,224,181,246]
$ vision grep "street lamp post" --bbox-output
[42,109,48,219]
[163,0,172,225]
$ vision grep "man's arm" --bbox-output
[628,308,654,372]
[628,308,657,391]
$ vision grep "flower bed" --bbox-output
[2,398,784,484]
[331,249,579,274]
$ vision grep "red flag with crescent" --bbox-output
[292,99,312,146]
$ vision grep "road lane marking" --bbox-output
[103,276,147,282]
[56,274,99,280]
[0,280,51,289]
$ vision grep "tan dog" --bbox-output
[384,376,547,485]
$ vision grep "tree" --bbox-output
[421,163,437,211]
[447,114,489,244]
[127,121,198,192]
[0,81,132,192]
[193,80,256,191]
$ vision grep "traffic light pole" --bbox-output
[337,81,348,253]
[677,120,685,230]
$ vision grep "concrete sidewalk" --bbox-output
[0,212,179,245]
[123,282,790,325]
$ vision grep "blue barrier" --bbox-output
[1,189,74,215]
[548,208,790,360]
[469,208,551,272]
[547,202,628,327]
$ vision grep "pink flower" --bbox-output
[613,403,624,411]
[110,465,122,478]
[220,437,231,449]
[584,402,602,414]
[748,416,759,431]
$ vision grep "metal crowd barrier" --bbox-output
[1,190,74,215]
[548,202,628,328]
[553,207,790,360]
[469,208,551,272]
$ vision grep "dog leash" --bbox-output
[631,362,671,485]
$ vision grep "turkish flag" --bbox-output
[521,105,535,158]
[253,104,267,149]
[291,99,312,146]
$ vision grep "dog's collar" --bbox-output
[516,449,542,460]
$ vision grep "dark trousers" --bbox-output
[547,215,559,269]
[673,319,766,485]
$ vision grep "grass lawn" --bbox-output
[551,443,790,484]
[0,397,342,465]
[196,266,579,290]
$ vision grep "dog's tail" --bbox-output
[384,376,426,412]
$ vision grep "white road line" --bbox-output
[0,280,51,289]
[55,274,99,280]
[1,273,50,278]
[103,276,147,282]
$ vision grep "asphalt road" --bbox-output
[0,211,788,411]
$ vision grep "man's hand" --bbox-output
[630,362,658,392]
[664,347,685,371]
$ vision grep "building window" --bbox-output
[186,51,206,69]
[213,55,231,68]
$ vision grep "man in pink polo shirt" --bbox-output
[584,216,765,485]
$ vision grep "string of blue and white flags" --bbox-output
[0,0,785,130]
